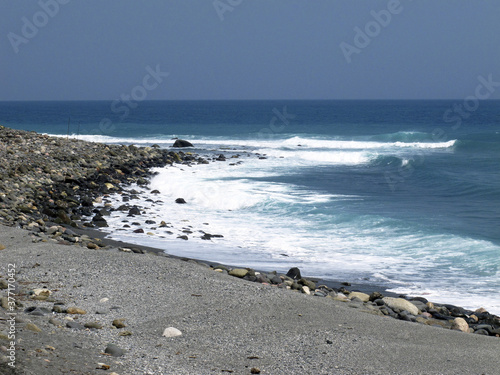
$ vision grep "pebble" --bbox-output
[229,268,249,278]
[104,343,125,357]
[66,307,87,315]
[112,319,127,328]
[66,321,85,330]
[162,327,182,337]
[349,292,370,303]
[382,297,419,316]
[0,243,5,250]
[26,323,42,332]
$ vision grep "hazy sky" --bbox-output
[1,0,499,100]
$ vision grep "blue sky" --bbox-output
[1,0,499,100]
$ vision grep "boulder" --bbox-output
[382,297,419,316]
[172,139,194,148]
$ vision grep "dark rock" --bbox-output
[104,343,125,357]
[286,267,301,280]
[270,275,282,285]
[133,228,144,233]
[172,139,194,148]
[66,321,85,330]
[128,206,141,216]
[298,278,316,291]
[175,198,187,204]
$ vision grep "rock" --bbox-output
[87,242,99,249]
[251,368,261,374]
[52,305,67,313]
[175,198,187,204]
[382,297,419,316]
[118,330,132,336]
[25,307,51,316]
[26,323,42,332]
[270,275,282,284]
[298,278,316,291]
[66,307,86,315]
[112,319,126,328]
[162,327,182,337]
[104,343,125,357]
[128,206,141,216]
[286,267,301,280]
[0,244,5,250]
[32,288,51,296]
[349,292,370,303]
[172,139,194,148]
[66,321,85,330]
[369,291,383,301]
[229,268,249,278]
[0,280,8,289]
[301,286,311,295]
[84,322,103,329]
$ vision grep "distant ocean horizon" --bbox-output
[1,100,499,314]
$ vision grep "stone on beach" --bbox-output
[452,318,470,333]
[382,297,419,316]
[349,292,370,303]
[104,343,125,357]
[229,268,249,278]
[162,327,182,337]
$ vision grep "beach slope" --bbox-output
[0,225,498,375]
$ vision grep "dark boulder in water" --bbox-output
[286,267,302,280]
[172,139,194,148]
[175,198,187,204]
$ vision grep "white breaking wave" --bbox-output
[52,133,457,151]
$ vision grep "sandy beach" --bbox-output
[0,224,499,375]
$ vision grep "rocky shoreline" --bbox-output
[1,125,500,373]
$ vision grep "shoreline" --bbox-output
[1,224,500,374]
[1,126,500,373]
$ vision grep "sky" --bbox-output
[1,0,500,101]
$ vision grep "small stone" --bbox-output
[84,322,103,329]
[87,242,98,249]
[251,368,261,374]
[26,323,42,332]
[32,288,51,296]
[301,286,311,295]
[105,343,125,357]
[99,298,109,303]
[298,278,316,291]
[175,198,187,204]
[66,321,85,330]
[48,318,63,326]
[382,297,419,316]
[118,330,132,336]
[229,268,249,278]
[112,319,126,328]
[162,327,182,337]
[0,280,8,289]
[97,363,111,370]
[52,305,67,314]
[66,307,86,315]
[349,292,370,302]
[0,244,5,250]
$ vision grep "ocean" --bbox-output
[1,100,499,314]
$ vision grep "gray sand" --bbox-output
[0,225,498,375]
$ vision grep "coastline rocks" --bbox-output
[175,198,187,204]
[349,292,370,303]
[382,297,419,316]
[286,267,301,280]
[172,139,193,148]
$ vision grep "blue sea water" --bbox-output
[1,100,499,313]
